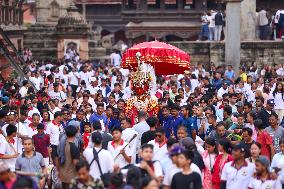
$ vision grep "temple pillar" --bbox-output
[177,0,183,11]
[136,0,148,11]
[122,0,126,9]
[225,0,241,77]
[82,0,86,19]
[240,0,256,40]
[195,0,205,10]
[160,0,165,10]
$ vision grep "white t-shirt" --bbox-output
[87,85,100,96]
[48,90,67,102]
[29,77,42,91]
[0,136,21,171]
[163,163,202,186]
[122,128,139,163]
[68,72,79,86]
[19,86,28,97]
[248,177,282,189]
[107,140,132,168]
[217,87,228,98]
[79,71,90,86]
[45,121,63,146]
[110,53,122,67]
[148,140,168,161]
[273,93,284,110]
[221,161,255,189]
[83,147,114,179]
[60,74,69,88]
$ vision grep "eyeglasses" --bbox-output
[155,134,163,138]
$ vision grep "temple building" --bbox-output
[0,0,25,79]
[74,0,283,44]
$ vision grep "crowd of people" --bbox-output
[199,8,284,41]
[0,49,284,189]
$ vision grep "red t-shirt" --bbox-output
[83,132,91,149]
[32,134,50,158]
[257,130,273,161]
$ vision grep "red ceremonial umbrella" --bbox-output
[121,41,190,75]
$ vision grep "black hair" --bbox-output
[96,102,104,108]
[32,113,40,118]
[117,99,125,104]
[22,80,29,86]
[91,132,102,145]
[218,138,232,154]
[92,121,102,130]
[141,176,155,188]
[75,159,90,172]
[205,137,218,154]
[83,121,91,127]
[146,116,158,128]
[248,112,257,121]
[54,111,62,119]
[126,166,142,189]
[251,141,262,150]
[255,96,264,103]
[6,124,17,136]
[111,127,123,133]
[166,137,178,149]
[279,137,284,146]
[242,127,253,136]
[65,125,78,137]
[141,144,154,151]
[155,127,165,134]
[223,106,232,116]
[122,117,132,125]
[106,105,114,111]
[171,103,181,111]
[244,102,252,109]
[208,114,217,121]
[37,123,44,130]
[12,176,35,189]
[269,112,279,119]
[180,149,194,161]
[109,173,124,188]
[237,114,245,118]
[254,119,265,130]
[217,121,226,128]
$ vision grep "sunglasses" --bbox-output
[155,134,163,138]
[7,112,16,115]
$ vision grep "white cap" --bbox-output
[89,77,97,82]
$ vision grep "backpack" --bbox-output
[90,148,111,187]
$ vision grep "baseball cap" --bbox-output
[267,99,275,105]
[163,91,169,96]
[67,120,80,129]
[169,144,185,156]
[236,101,244,107]
[89,77,97,82]
[256,156,270,169]
[179,137,195,150]
[232,143,246,153]
[1,96,9,104]
[0,161,10,173]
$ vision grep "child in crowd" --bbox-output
[32,123,51,166]
[82,121,92,149]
